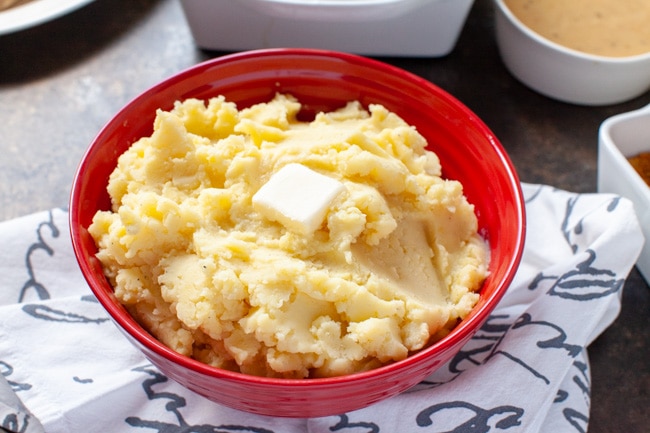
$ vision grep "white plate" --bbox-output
[0,0,95,35]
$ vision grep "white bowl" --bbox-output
[493,0,650,105]
[180,0,474,57]
[598,104,650,282]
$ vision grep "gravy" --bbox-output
[504,0,650,57]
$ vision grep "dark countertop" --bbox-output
[0,0,647,431]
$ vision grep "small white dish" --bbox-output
[180,0,474,57]
[493,0,650,105]
[598,104,650,282]
[0,0,95,35]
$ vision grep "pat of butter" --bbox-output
[253,163,345,234]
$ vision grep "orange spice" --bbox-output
[628,152,650,186]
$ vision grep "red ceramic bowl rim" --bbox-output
[70,48,526,388]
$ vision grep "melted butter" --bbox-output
[504,0,650,57]
[350,216,446,307]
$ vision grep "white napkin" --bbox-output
[0,183,643,433]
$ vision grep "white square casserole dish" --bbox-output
[597,104,650,283]
[179,0,474,57]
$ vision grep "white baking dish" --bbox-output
[179,0,474,57]
[597,104,650,283]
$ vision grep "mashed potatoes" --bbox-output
[89,94,489,378]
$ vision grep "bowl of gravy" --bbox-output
[493,0,650,105]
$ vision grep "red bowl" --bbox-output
[69,48,525,418]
